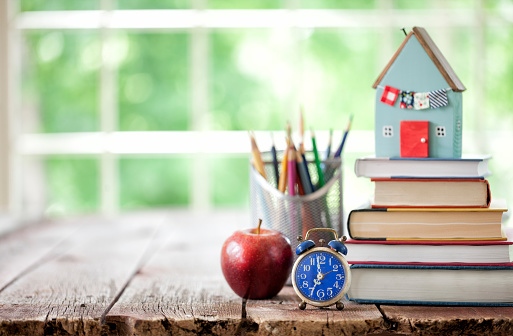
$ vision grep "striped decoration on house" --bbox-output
[429,89,448,109]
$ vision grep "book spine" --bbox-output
[347,208,387,240]
[485,179,491,207]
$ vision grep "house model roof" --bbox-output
[372,27,466,92]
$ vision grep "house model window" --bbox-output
[383,126,393,137]
[436,126,446,137]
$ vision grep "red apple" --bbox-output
[221,220,293,299]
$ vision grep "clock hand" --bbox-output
[316,270,334,282]
[311,278,320,295]
[316,255,321,273]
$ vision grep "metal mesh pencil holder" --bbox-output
[250,151,344,253]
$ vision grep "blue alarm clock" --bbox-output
[292,228,351,310]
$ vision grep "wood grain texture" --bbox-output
[2,210,513,335]
[106,210,245,336]
[246,287,385,336]
[0,219,81,291]
[106,211,385,335]
[0,212,166,336]
[379,305,513,335]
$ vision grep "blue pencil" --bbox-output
[270,133,279,187]
[325,128,333,159]
[334,115,353,158]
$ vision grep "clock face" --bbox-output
[293,250,348,303]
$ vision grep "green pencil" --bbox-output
[311,129,325,188]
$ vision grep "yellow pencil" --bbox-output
[286,121,292,143]
[278,137,290,193]
[249,131,267,179]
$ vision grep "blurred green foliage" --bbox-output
[299,0,376,9]
[210,157,249,206]
[23,32,99,133]
[118,33,189,131]
[18,1,513,216]
[120,158,191,209]
[208,0,279,9]
[45,158,99,216]
[299,29,377,130]
[210,30,287,130]
[485,26,513,119]
[21,0,98,11]
[117,0,190,9]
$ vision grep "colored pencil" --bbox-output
[270,133,279,186]
[311,129,325,188]
[296,170,305,196]
[278,139,289,193]
[326,128,333,159]
[249,131,267,179]
[300,151,315,193]
[334,115,353,158]
[299,106,305,153]
[287,145,297,196]
[296,150,313,194]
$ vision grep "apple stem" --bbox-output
[257,218,262,235]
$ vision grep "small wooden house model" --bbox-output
[373,27,466,158]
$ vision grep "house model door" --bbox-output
[400,120,429,157]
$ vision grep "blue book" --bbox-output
[347,263,513,306]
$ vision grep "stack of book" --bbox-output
[345,155,512,306]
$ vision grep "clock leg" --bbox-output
[299,301,307,310]
[335,301,344,311]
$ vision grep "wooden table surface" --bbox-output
[1,210,513,336]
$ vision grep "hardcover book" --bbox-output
[371,178,491,208]
[347,200,507,240]
[354,155,491,179]
[347,263,513,306]
[345,229,513,264]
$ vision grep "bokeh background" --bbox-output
[8,0,513,225]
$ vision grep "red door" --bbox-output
[400,121,429,158]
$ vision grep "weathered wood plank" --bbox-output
[106,210,245,335]
[246,287,385,335]
[106,210,386,335]
[0,219,81,292]
[3,210,513,335]
[379,305,513,335]
[0,211,166,336]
